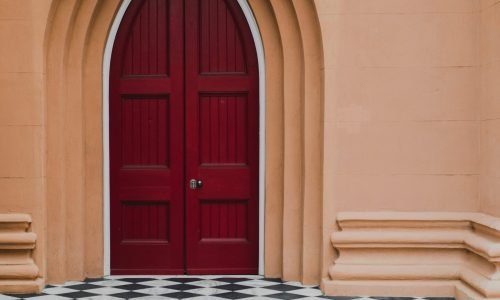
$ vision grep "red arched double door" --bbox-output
[109,0,259,274]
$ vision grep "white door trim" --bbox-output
[103,0,131,276]
[237,0,266,275]
[102,0,266,276]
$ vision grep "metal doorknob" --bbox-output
[189,179,203,190]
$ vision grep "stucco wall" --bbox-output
[316,0,481,278]
[480,0,500,217]
[317,0,480,213]
[1,0,499,295]
[0,0,52,281]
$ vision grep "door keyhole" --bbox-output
[189,179,203,190]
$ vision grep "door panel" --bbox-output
[110,0,184,274]
[199,95,248,164]
[198,0,247,74]
[185,0,259,274]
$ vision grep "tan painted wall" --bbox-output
[0,0,53,281]
[317,0,480,212]
[315,0,482,278]
[480,0,500,217]
[1,0,500,296]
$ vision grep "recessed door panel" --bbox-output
[199,94,248,165]
[121,97,170,167]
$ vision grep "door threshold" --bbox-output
[106,274,264,279]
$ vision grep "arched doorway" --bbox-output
[108,0,260,275]
[44,0,323,286]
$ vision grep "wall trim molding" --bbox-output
[324,212,500,300]
[0,214,42,294]
[102,0,132,277]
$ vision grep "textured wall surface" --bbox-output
[315,0,482,281]
[480,0,500,216]
[316,0,480,213]
[0,0,52,283]
[1,0,500,297]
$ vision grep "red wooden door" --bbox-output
[110,0,185,274]
[110,0,258,274]
[184,0,259,274]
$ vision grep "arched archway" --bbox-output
[43,0,324,287]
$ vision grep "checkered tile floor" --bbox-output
[1,276,455,299]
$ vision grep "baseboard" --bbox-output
[0,278,44,294]
[322,279,457,297]
[0,214,41,294]
[328,212,500,299]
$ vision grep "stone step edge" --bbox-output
[0,278,44,294]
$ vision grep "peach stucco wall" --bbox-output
[1,0,500,295]
[315,0,483,278]
[317,0,481,213]
[480,0,500,217]
[0,0,52,281]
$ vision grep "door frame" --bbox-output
[102,0,266,276]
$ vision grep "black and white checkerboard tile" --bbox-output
[1,276,455,299]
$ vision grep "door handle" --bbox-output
[189,179,203,190]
